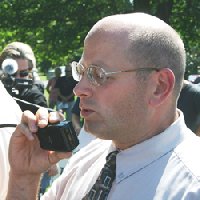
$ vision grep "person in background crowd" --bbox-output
[55,65,77,120]
[30,67,45,94]
[38,164,60,198]
[6,13,200,200]
[72,97,96,149]
[0,41,48,114]
[178,79,200,136]
[46,67,61,109]
[71,97,82,135]
[193,75,200,84]
[0,80,22,200]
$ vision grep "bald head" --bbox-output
[85,12,185,97]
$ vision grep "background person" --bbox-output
[30,67,45,94]
[177,79,200,136]
[38,164,60,198]
[71,97,82,135]
[6,13,200,200]
[46,67,61,109]
[72,97,96,150]
[0,41,48,114]
[193,76,200,84]
[0,80,22,200]
[55,65,77,120]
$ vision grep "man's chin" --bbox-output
[83,121,109,139]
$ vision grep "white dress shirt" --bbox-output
[0,81,22,200]
[42,111,200,200]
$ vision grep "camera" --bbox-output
[36,120,79,152]
[1,58,32,95]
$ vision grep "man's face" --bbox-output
[65,67,72,77]
[73,32,150,146]
[15,59,29,79]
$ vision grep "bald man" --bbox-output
[7,13,200,200]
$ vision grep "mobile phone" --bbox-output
[36,120,79,152]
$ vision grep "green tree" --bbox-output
[0,0,199,76]
[0,0,133,72]
[133,0,200,75]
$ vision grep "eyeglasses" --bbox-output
[12,70,29,78]
[71,61,159,86]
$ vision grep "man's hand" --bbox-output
[47,164,59,177]
[7,108,72,200]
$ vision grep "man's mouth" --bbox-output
[80,107,95,118]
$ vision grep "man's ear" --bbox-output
[149,68,175,106]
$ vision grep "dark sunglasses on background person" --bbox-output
[12,70,29,77]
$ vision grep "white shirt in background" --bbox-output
[0,81,22,200]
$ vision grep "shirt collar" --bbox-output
[115,110,188,183]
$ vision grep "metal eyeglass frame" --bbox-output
[71,61,159,86]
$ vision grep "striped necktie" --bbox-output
[82,150,119,200]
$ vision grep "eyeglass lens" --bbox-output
[87,66,105,85]
[72,62,84,81]
[72,62,108,86]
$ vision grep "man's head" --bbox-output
[84,13,185,95]
[65,65,72,77]
[73,13,186,149]
[55,67,62,78]
[0,42,36,79]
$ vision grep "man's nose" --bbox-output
[73,76,93,98]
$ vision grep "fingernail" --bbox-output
[49,112,57,120]
[38,119,48,125]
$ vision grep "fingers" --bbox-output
[21,110,37,131]
[16,108,65,145]
[49,111,65,123]
[36,108,64,126]
[17,108,49,140]
[17,110,37,140]
[15,123,34,140]
[36,107,49,128]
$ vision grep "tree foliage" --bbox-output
[0,0,199,75]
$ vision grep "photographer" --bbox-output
[0,42,47,114]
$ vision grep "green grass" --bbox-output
[40,75,47,81]
[44,89,49,104]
